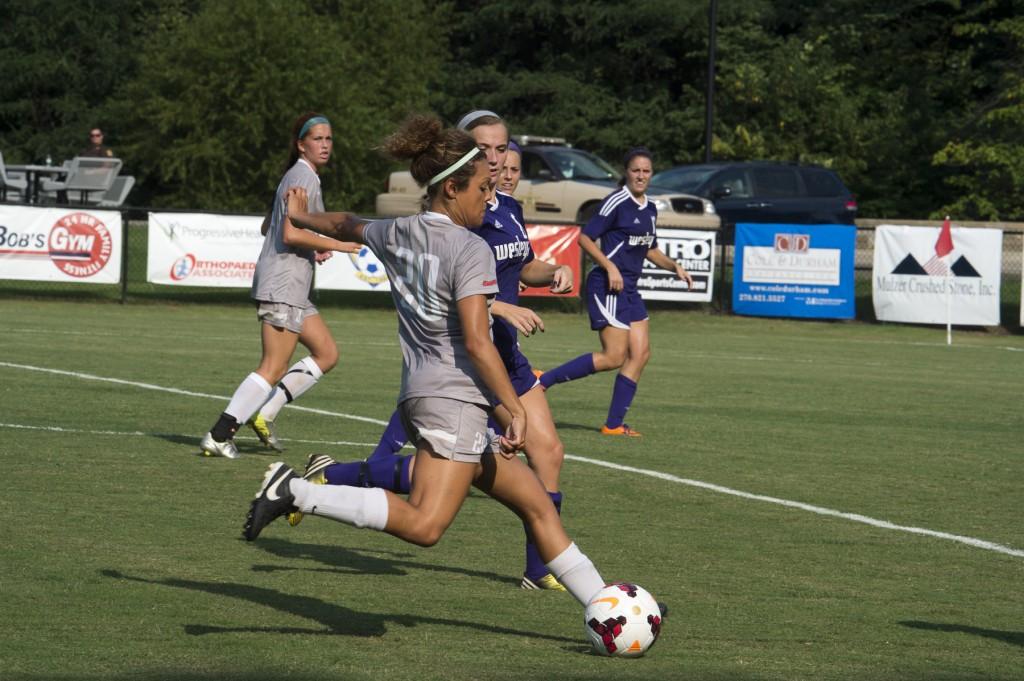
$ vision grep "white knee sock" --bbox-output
[291,479,389,531]
[547,542,605,606]
[224,373,273,424]
[259,357,323,421]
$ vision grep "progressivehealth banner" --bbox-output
[638,228,716,303]
[732,223,856,318]
[0,205,123,283]
[147,212,263,287]
[873,224,1001,325]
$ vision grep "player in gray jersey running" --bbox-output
[199,112,357,459]
[241,114,608,613]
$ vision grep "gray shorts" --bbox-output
[256,301,319,334]
[399,397,493,463]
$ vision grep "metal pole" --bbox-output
[119,210,129,304]
[704,0,717,163]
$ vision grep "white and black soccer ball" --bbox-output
[584,582,663,657]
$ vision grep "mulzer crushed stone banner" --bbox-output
[732,223,856,319]
[0,205,123,284]
[873,224,1002,326]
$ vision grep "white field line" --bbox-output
[0,361,387,426]
[563,455,1024,559]
[2,360,1021,559]
[0,422,380,449]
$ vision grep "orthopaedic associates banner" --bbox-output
[873,224,1001,325]
[0,205,123,283]
[637,228,716,302]
[148,212,263,287]
[732,223,856,318]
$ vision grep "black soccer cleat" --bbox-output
[658,601,669,619]
[243,462,298,541]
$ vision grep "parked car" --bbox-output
[649,161,857,230]
[375,136,720,230]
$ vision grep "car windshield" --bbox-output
[650,166,718,193]
[544,148,619,181]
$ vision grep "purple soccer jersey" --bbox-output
[471,192,539,394]
[582,187,658,286]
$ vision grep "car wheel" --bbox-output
[577,202,600,224]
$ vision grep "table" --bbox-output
[6,164,68,204]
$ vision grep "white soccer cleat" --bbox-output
[200,432,240,459]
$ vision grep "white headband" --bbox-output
[456,109,501,131]
[428,147,481,186]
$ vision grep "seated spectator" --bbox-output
[81,128,114,158]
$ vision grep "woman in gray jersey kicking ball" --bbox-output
[199,112,357,459]
[241,114,609,613]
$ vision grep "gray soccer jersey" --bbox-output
[250,159,324,308]
[362,212,499,406]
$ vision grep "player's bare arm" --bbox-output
[646,247,692,287]
[520,260,574,293]
[458,293,527,453]
[286,187,368,244]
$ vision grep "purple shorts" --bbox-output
[585,270,648,331]
[506,344,540,396]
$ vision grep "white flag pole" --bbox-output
[945,215,952,346]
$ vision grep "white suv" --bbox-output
[375,136,720,229]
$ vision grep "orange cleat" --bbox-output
[600,424,643,437]
[532,368,544,379]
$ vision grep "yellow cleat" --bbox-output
[287,453,335,526]
[520,573,567,592]
[248,414,283,451]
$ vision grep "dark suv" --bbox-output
[649,161,857,230]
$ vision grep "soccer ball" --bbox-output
[584,582,663,657]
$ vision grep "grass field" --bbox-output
[2,298,1022,681]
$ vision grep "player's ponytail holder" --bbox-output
[428,147,481,186]
[298,116,331,140]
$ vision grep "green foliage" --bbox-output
[933,8,1024,220]
[107,0,446,211]
[0,0,162,163]
[2,0,1022,219]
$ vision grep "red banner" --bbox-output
[521,224,582,298]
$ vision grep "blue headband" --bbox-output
[457,110,501,131]
[508,140,521,155]
[298,116,330,140]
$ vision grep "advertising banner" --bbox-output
[520,224,582,298]
[0,205,123,283]
[873,224,1001,325]
[314,244,392,292]
[638,228,716,302]
[147,212,262,287]
[732,223,856,318]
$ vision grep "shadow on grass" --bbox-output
[248,537,520,587]
[101,569,573,643]
[900,620,1024,647]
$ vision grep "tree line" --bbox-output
[1,0,1021,220]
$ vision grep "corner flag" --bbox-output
[923,217,954,275]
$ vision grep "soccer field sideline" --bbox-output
[4,357,1022,561]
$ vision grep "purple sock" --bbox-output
[369,410,408,460]
[524,491,563,581]
[605,374,638,429]
[540,353,595,389]
[324,454,412,494]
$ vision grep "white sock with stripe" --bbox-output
[258,357,323,421]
